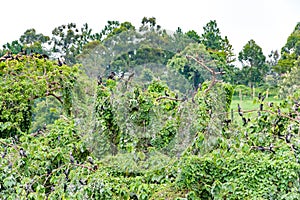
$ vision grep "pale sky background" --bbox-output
[1,0,299,58]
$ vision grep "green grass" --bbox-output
[230,96,283,122]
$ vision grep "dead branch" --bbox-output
[186,55,223,94]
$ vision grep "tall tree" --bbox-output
[201,20,224,50]
[275,22,300,74]
[200,20,236,82]
[167,43,215,88]
[51,23,94,65]
[185,30,201,43]
[238,39,268,87]
[2,29,50,56]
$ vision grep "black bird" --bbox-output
[79,179,87,185]
[242,117,248,126]
[8,161,12,169]
[69,152,75,164]
[19,148,27,158]
[293,103,299,112]
[258,93,261,100]
[260,103,263,111]
[244,131,248,139]
[268,102,273,107]
[14,135,19,143]
[88,157,94,165]
[286,133,293,143]
[224,119,231,126]
[64,169,70,177]
[2,148,7,158]
[164,90,169,97]
[238,104,243,116]
[175,93,179,99]
[278,108,281,115]
[57,56,66,66]
[97,75,103,85]
[120,71,125,79]
[107,71,116,80]
[261,95,265,102]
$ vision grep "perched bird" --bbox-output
[2,148,7,158]
[223,119,231,127]
[260,103,263,111]
[244,131,248,139]
[8,161,12,169]
[69,152,75,164]
[119,71,125,79]
[64,169,70,177]
[19,148,27,158]
[269,144,275,153]
[258,93,262,100]
[79,179,87,185]
[286,133,293,143]
[97,75,103,85]
[242,117,248,126]
[268,102,273,107]
[57,56,66,66]
[293,103,299,112]
[175,93,179,99]
[107,71,116,80]
[238,104,243,117]
[88,157,94,165]
[164,90,169,97]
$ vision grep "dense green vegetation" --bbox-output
[0,17,300,199]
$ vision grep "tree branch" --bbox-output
[156,96,185,102]
[186,55,223,94]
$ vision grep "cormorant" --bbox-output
[164,90,169,97]
[88,157,94,165]
[260,103,263,111]
[57,56,66,66]
[107,71,116,80]
[69,152,75,164]
[175,93,179,99]
[19,148,27,158]
[97,75,103,85]
[238,104,243,116]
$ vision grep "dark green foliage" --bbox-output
[177,150,299,199]
[0,57,79,137]
[1,18,300,199]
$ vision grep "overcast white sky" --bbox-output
[1,0,299,57]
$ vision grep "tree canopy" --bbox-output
[1,17,300,199]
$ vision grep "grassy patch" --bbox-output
[230,96,283,123]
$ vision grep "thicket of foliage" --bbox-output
[1,18,300,199]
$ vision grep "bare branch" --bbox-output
[186,55,221,94]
